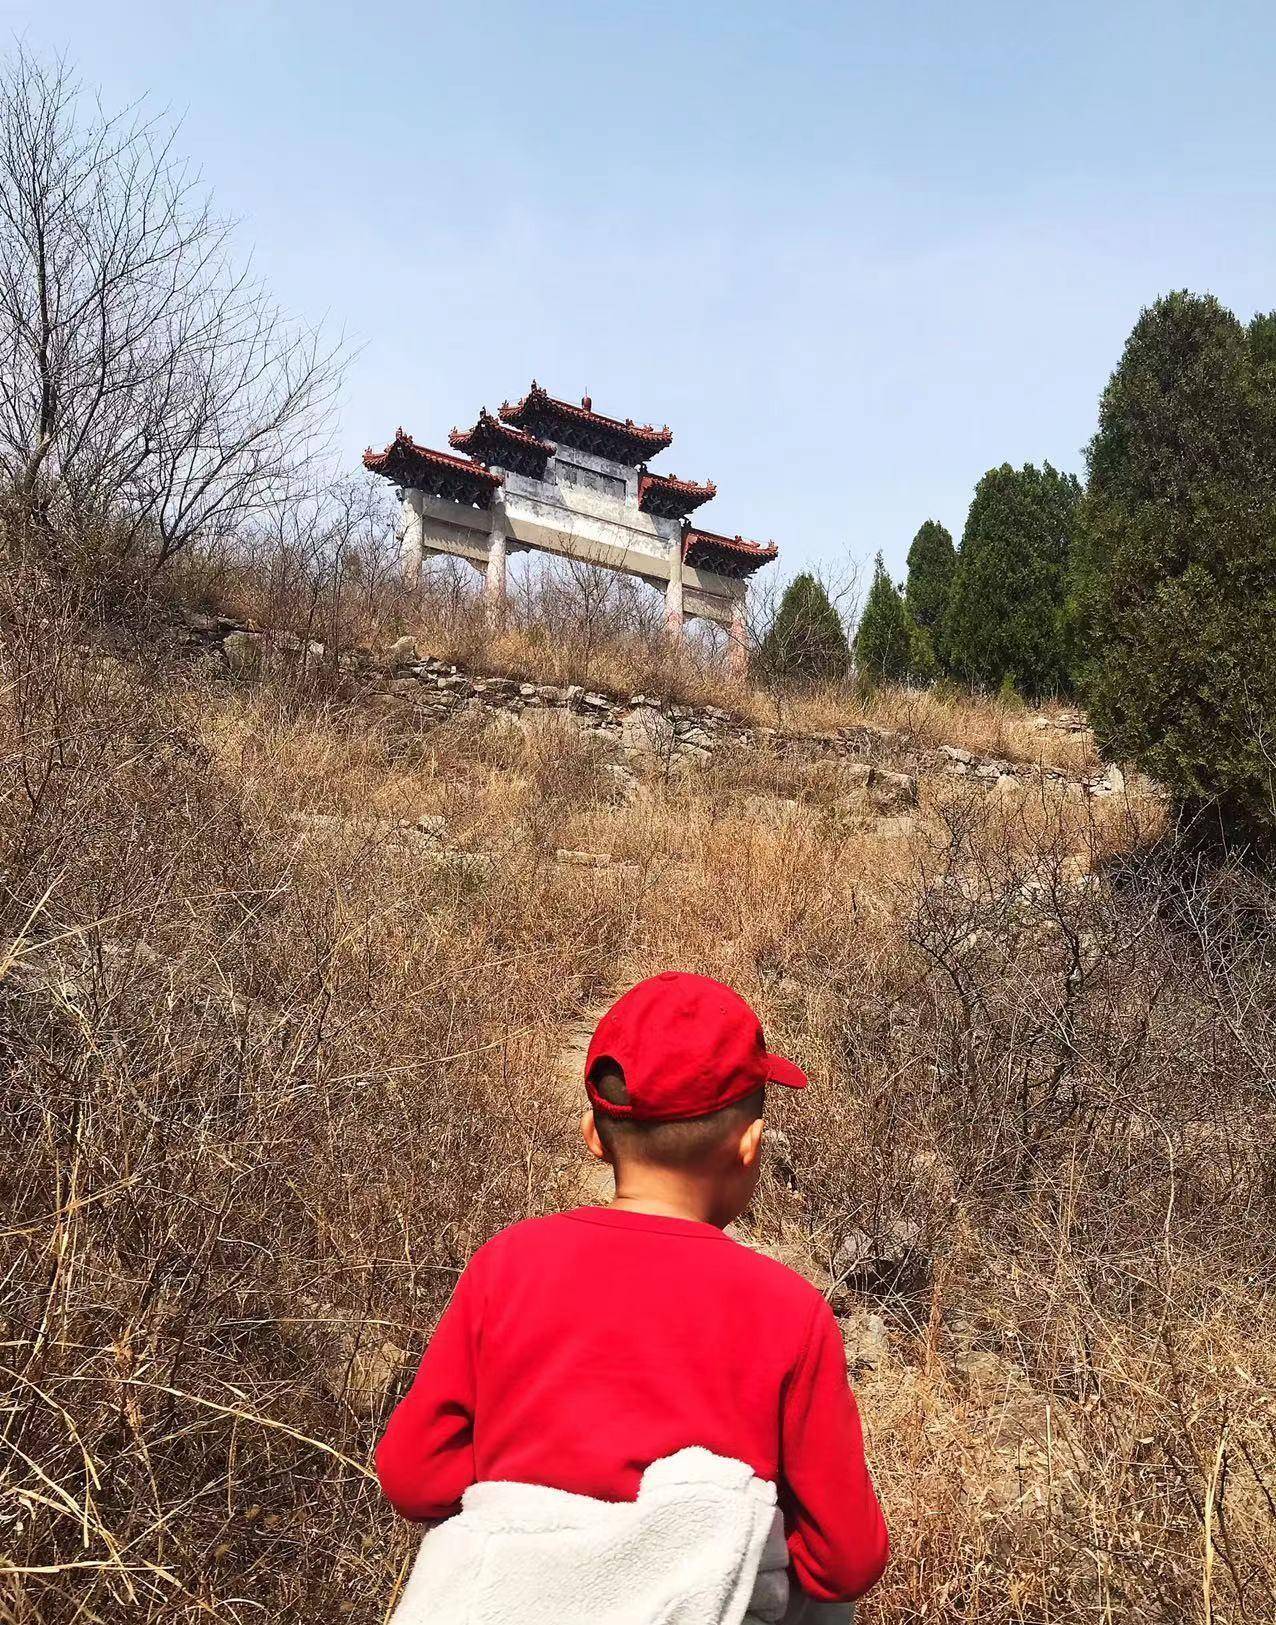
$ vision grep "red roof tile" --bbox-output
[363,429,502,504]
[449,410,553,459]
[683,526,777,561]
[638,470,717,517]
[683,525,778,578]
[500,381,672,460]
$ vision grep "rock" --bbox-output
[852,764,917,813]
[1092,763,1125,796]
[832,764,918,822]
[937,744,973,767]
[833,1218,925,1291]
[841,1309,890,1373]
[430,851,494,883]
[994,773,1021,798]
[223,629,262,672]
[555,848,612,868]
[621,705,675,764]
[387,634,418,665]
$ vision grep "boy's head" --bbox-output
[580,972,806,1226]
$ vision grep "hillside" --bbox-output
[4,601,1275,1624]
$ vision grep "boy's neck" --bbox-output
[607,1172,729,1229]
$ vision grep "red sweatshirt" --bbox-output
[376,1207,888,1602]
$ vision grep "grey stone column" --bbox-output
[665,534,685,641]
[727,593,749,679]
[486,493,508,622]
[400,489,424,586]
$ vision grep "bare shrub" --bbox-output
[5,540,1268,1624]
[0,589,635,1622]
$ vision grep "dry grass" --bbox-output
[750,679,1101,776]
[4,582,1273,1624]
[181,537,1100,775]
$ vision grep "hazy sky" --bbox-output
[9,2,1275,578]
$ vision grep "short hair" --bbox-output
[590,1064,764,1170]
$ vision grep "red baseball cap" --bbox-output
[584,971,808,1121]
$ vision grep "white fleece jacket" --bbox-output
[387,1446,853,1625]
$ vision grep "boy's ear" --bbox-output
[739,1116,764,1168]
[581,1107,608,1163]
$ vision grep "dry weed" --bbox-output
[4,586,1270,1624]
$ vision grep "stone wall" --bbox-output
[174,610,1132,801]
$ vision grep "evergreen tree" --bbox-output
[1076,291,1276,847]
[904,520,956,641]
[854,554,913,685]
[756,571,849,684]
[944,462,1080,699]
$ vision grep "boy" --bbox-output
[377,971,889,1618]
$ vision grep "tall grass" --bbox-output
[4,576,1270,1622]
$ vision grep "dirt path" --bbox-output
[556,1002,615,1205]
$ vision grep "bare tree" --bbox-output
[0,48,345,567]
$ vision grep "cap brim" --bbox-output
[764,1053,808,1091]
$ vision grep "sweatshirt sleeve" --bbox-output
[375,1257,484,1521]
[779,1299,889,1602]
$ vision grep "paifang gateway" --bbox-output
[364,382,780,674]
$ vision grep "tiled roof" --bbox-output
[683,525,778,578]
[363,429,502,505]
[449,410,553,458]
[499,381,672,462]
[638,470,717,518]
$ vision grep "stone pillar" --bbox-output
[485,495,508,623]
[400,489,424,586]
[665,534,684,642]
[727,594,749,680]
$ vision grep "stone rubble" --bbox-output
[171,610,1148,802]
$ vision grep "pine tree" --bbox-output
[944,462,1080,699]
[904,520,956,641]
[1076,291,1276,847]
[756,572,849,684]
[854,554,913,686]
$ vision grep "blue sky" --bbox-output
[9,2,1275,579]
